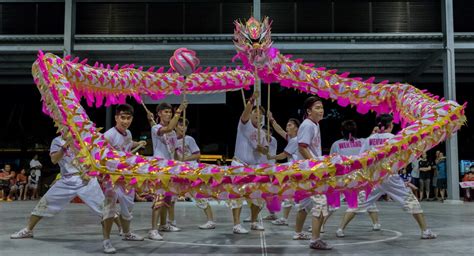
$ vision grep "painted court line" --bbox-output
[156,229,403,248]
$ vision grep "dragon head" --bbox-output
[234,17,273,68]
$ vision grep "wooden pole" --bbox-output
[182,76,187,161]
[267,83,270,143]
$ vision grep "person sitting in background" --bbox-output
[0,164,13,201]
[7,166,17,201]
[12,168,28,200]
[26,170,40,200]
[462,165,474,202]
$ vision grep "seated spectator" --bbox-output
[15,169,28,200]
[7,167,18,201]
[0,164,12,201]
[462,165,474,202]
[26,171,40,200]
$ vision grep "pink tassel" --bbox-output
[339,72,350,78]
[343,190,358,208]
[265,196,282,212]
[364,77,375,84]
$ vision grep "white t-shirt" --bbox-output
[50,136,80,176]
[104,127,133,152]
[151,123,178,159]
[330,138,365,156]
[234,119,268,165]
[360,132,395,153]
[259,136,277,164]
[176,135,200,163]
[284,136,299,161]
[296,118,322,160]
[29,159,42,177]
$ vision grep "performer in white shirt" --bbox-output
[329,120,380,237]
[293,96,332,250]
[102,104,147,252]
[11,133,108,252]
[230,92,269,234]
[266,114,301,226]
[336,114,437,240]
[147,101,187,241]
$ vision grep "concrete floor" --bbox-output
[1,200,473,255]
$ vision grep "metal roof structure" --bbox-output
[1,32,474,85]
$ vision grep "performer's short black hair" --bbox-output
[115,104,134,116]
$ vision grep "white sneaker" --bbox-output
[123,232,144,241]
[103,240,116,254]
[271,218,288,226]
[243,216,251,222]
[336,228,345,237]
[292,232,311,240]
[10,228,33,239]
[373,223,381,231]
[421,229,437,239]
[199,221,216,230]
[168,220,177,227]
[233,224,249,234]
[250,222,265,231]
[159,224,181,232]
[148,230,163,241]
[307,226,312,232]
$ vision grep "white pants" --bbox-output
[195,199,210,209]
[103,183,135,221]
[282,199,295,208]
[356,175,423,214]
[226,159,266,209]
[296,194,329,217]
[346,190,379,213]
[31,176,104,218]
